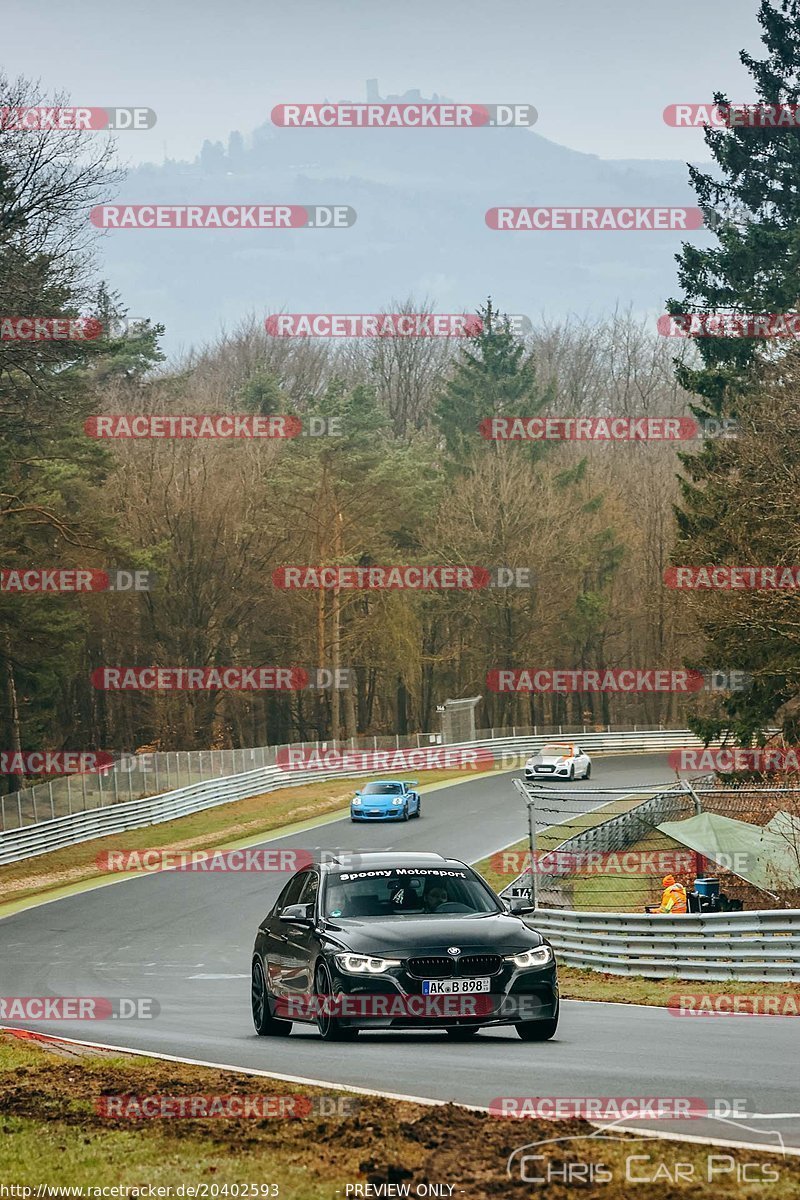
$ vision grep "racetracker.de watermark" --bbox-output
[84,415,301,439]
[96,848,313,873]
[485,668,750,692]
[482,415,736,440]
[0,751,114,775]
[659,313,800,338]
[488,850,699,876]
[486,207,704,230]
[0,316,103,341]
[271,102,537,127]
[96,1093,360,1119]
[669,747,800,772]
[668,993,800,1016]
[264,313,532,337]
[91,667,309,690]
[276,747,493,772]
[664,103,800,127]
[0,996,158,1019]
[90,205,355,229]
[481,416,697,440]
[665,566,800,589]
[1,569,155,592]
[491,1096,749,1119]
[272,565,530,589]
[0,107,156,130]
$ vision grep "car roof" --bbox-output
[362,779,408,785]
[317,852,466,872]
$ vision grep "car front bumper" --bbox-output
[350,807,406,820]
[324,958,559,1029]
[525,765,573,779]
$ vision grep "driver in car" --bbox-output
[423,882,448,912]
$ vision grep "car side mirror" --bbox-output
[279,903,313,925]
[507,897,535,915]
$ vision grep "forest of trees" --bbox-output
[4,0,800,788]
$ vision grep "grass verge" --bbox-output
[557,965,800,1007]
[0,1032,796,1198]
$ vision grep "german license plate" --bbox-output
[421,977,491,995]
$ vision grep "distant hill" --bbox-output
[99,84,710,356]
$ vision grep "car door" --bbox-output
[573,746,588,777]
[262,871,306,997]
[280,869,320,1002]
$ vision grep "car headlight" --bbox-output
[391,796,404,805]
[505,945,553,968]
[334,952,402,974]
[352,797,362,805]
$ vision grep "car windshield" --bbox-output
[361,782,403,795]
[323,867,501,919]
[541,744,573,756]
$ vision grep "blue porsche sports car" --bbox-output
[350,779,421,822]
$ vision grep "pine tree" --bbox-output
[434,299,551,467]
[668,1,800,747]
[668,0,800,416]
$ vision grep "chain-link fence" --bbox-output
[503,777,800,912]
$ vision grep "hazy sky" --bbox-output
[4,0,762,166]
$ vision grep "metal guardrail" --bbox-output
[0,728,705,865]
[531,907,800,982]
[0,724,700,835]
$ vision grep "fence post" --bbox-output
[17,791,23,827]
[82,771,88,811]
[50,781,56,820]
[31,786,37,824]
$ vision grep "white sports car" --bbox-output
[524,743,592,781]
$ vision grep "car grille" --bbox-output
[406,954,503,979]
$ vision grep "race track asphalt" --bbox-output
[1,754,797,1155]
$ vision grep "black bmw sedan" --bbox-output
[251,851,558,1041]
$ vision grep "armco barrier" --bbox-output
[0,728,705,865]
[530,907,800,982]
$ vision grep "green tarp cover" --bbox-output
[657,810,800,893]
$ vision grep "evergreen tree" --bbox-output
[668,0,800,417]
[434,299,551,467]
